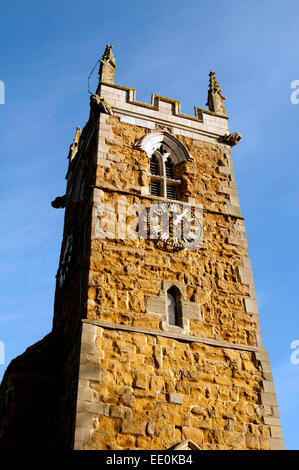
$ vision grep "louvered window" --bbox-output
[165,157,175,179]
[166,185,177,200]
[150,181,161,196]
[149,147,181,200]
[150,155,160,175]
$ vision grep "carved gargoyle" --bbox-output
[90,94,113,115]
[219,132,242,146]
[51,195,66,209]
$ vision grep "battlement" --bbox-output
[97,82,230,143]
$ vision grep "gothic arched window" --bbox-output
[167,286,181,326]
[135,132,194,201]
[149,145,180,200]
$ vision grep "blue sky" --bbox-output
[1,0,299,449]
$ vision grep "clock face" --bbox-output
[148,203,202,250]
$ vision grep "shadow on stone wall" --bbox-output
[0,327,81,449]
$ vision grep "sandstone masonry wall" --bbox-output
[74,322,283,450]
[0,64,284,450]
[73,84,284,450]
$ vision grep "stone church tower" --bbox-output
[0,45,284,450]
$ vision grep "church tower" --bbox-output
[0,45,284,450]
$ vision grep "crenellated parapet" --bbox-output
[92,45,241,146]
[96,82,231,145]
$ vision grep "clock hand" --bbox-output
[173,208,189,226]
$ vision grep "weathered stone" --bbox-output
[245,433,260,450]
[269,437,284,450]
[191,406,206,416]
[133,374,148,390]
[0,46,283,452]
[146,422,155,435]
[121,419,147,435]
[167,393,183,405]
[85,402,110,416]
[79,363,101,381]
[263,416,281,426]
[260,393,278,406]
[270,426,283,439]
[182,427,203,447]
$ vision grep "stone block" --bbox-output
[121,419,147,435]
[270,426,283,439]
[79,363,101,381]
[263,416,281,426]
[116,433,136,448]
[259,436,270,451]
[82,323,97,337]
[238,266,254,286]
[110,405,132,419]
[80,341,98,354]
[245,433,260,450]
[182,302,202,320]
[98,158,112,168]
[244,298,259,315]
[80,351,100,365]
[227,205,242,217]
[167,393,183,405]
[85,401,110,416]
[272,406,281,418]
[182,427,203,447]
[229,195,240,207]
[269,438,284,450]
[227,235,243,246]
[153,345,163,368]
[218,166,232,175]
[74,426,91,443]
[262,381,276,394]
[262,372,273,382]
[73,440,83,451]
[150,376,164,392]
[77,386,93,402]
[76,411,93,428]
[255,350,269,362]
[146,295,166,314]
[191,406,206,416]
[133,374,148,390]
[259,361,272,373]
[260,393,278,406]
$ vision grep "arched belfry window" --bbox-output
[167,286,181,326]
[135,132,193,201]
[149,145,179,199]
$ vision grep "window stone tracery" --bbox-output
[135,132,193,201]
